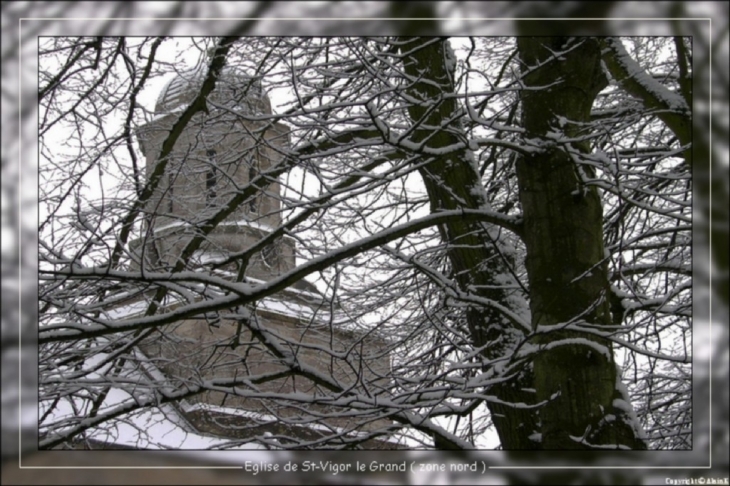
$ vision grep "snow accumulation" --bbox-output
[154,219,276,235]
[85,402,271,451]
[614,366,648,441]
[515,336,611,362]
[231,275,321,301]
[41,343,404,453]
[606,38,689,114]
[103,294,181,320]
[149,104,187,123]
[104,289,353,330]
[179,401,403,445]
[40,350,272,454]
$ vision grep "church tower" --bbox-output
[130,49,395,449]
[135,50,294,279]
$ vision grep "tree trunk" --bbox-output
[515,37,647,450]
[398,37,538,449]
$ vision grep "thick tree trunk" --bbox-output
[515,37,646,449]
[398,37,538,449]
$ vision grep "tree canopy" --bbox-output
[38,35,692,452]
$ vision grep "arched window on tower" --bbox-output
[206,149,217,207]
[246,151,259,213]
[248,166,257,213]
[168,172,174,214]
[262,242,278,269]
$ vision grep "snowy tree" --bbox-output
[1,4,727,486]
[35,34,695,453]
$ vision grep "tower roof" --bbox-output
[155,63,268,115]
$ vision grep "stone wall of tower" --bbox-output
[134,223,297,280]
[136,112,289,231]
[133,111,293,278]
[137,295,393,435]
[126,67,395,446]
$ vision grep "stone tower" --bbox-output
[135,53,294,279]
[131,51,395,449]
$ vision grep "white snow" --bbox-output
[614,368,648,441]
[540,337,611,361]
[154,219,276,234]
[180,400,402,445]
[604,38,689,114]
[40,349,272,452]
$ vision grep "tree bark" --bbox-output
[515,37,647,449]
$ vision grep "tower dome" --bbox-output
[155,63,270,115]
